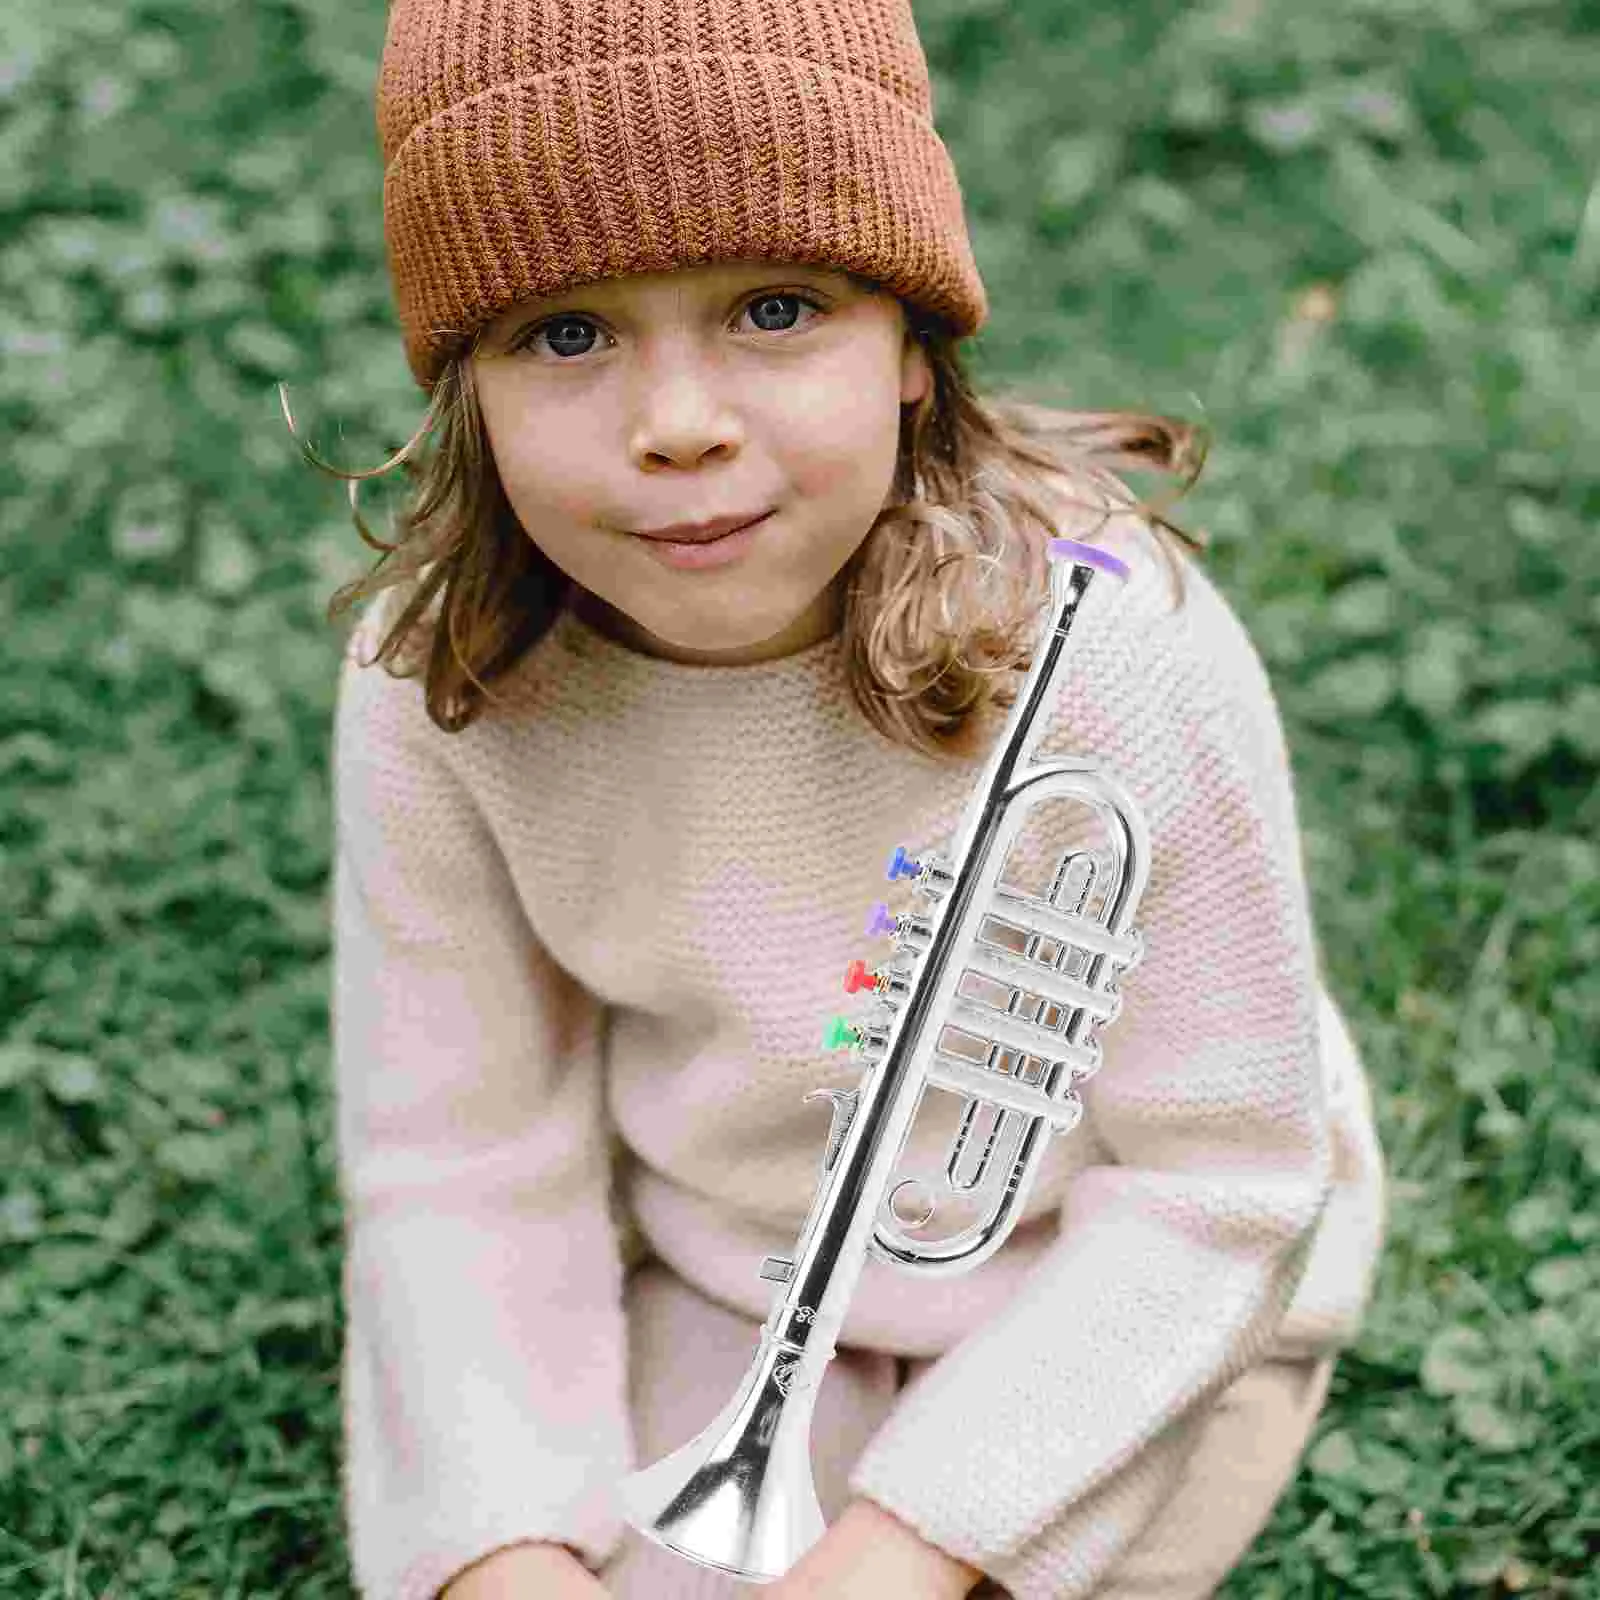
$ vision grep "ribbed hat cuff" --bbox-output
[382,52,987,388]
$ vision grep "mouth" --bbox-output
[631,509,775,571]
[632,510,774,544]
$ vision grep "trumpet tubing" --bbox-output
[618,539,1152,1582]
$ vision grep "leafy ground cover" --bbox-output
[1,0,1596,1594]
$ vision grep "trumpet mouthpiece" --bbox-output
[1047,537,1130,580]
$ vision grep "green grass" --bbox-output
[2,0,1597,1594]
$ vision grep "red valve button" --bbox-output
[844,960,875,994]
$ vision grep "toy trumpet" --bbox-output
[619,538,1151,1581]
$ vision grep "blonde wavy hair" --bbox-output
[287,291,1209,762]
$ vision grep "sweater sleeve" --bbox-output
[330,630,632,1600]
[846,565,1335,1600]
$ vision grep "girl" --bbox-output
[307,1,1387,1596]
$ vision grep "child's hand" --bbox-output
[440,1541,609,1599]
[762,1501,983,1600]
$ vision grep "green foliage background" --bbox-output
[2,0,1596,1594]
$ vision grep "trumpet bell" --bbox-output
[617,1330,827,1584]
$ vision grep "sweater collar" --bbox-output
[545,596,849,686]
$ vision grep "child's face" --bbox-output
[472,260,931,665]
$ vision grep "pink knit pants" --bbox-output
[601,1262,1334,1600]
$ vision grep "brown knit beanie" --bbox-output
[376,0,988,390]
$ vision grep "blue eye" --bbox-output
[514,290,825,360]
[529,315,604,360]
[743,292,823,334]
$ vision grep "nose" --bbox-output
[628,348,744,471]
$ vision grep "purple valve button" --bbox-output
[866,901,898,938]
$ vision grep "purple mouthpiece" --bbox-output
[1048,538,1130,581]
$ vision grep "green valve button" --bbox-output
[823,1016,858,1051]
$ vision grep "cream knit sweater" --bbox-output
[330,526,1386,1600]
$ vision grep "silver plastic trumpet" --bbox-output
[619,538,1152,1582]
